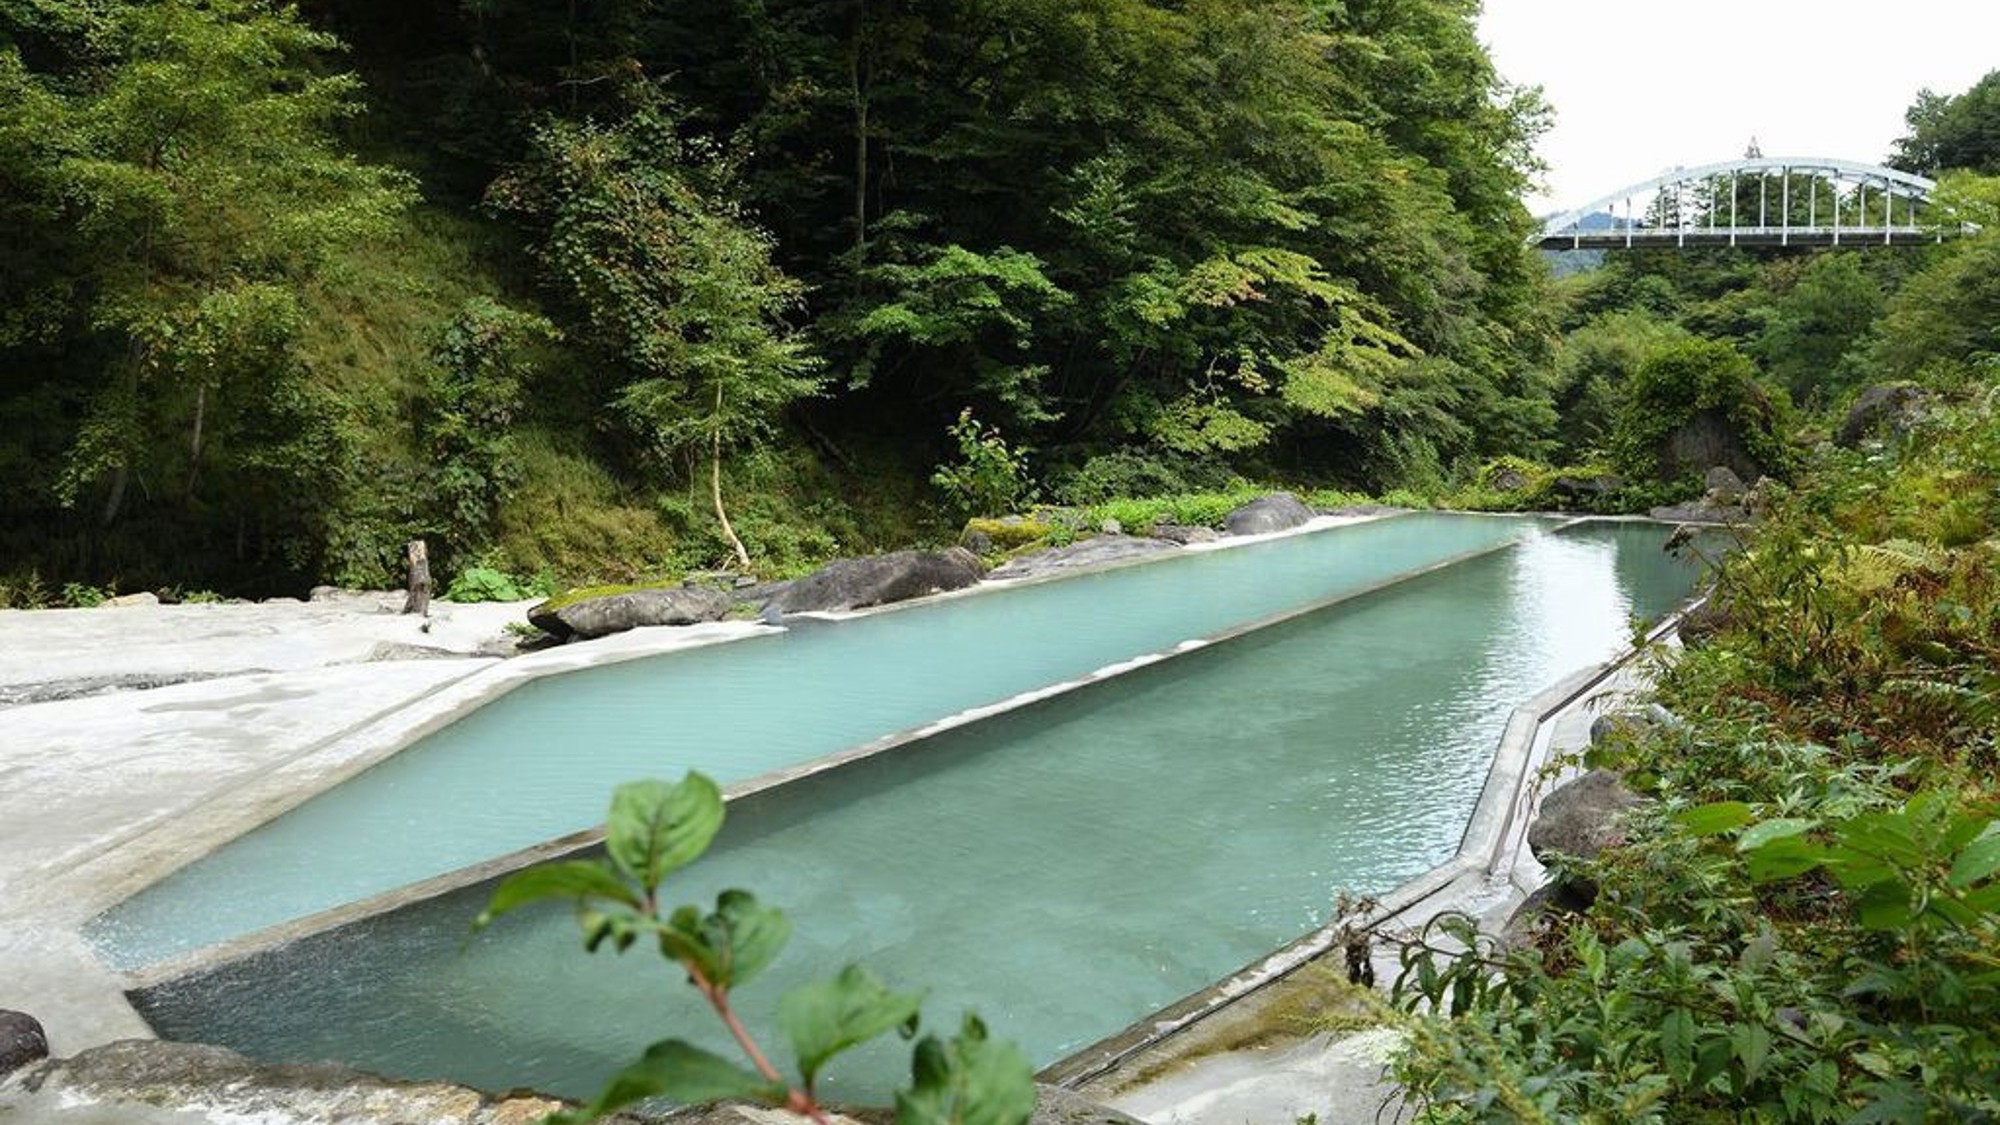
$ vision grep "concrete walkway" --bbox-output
[0,595,770,1057]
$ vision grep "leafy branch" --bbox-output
[476,773,1036,1125]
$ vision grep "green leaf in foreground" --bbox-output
[1737,817,1818,852]
[895,1015,1037,1125]
[475,860,642,930]
[1676,801,1754,838]
[549,1039,786,1125]
[657,889,792,988]
[780,964,925,1086]
[607,774,726,891]
[1948,828,2000,888]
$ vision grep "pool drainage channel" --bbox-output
[1035,599,1700,1094]
[117,518,1568,995]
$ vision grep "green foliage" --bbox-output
[478,775,1034,1125]
[1752,254,1886,408]
[932,411,1036,519]
[960,519,1052,552]
[1394,399,2000,1122]
[1081,486,1268,535]
[1549,311,1692,461]
[425,298,559,560]
[489,92,822,565]
[60,581,111,608]
[441,565,553,604]
[1610,338,1791,483]
[1892,69,2000,175]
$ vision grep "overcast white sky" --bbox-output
[1477,0,2000,214]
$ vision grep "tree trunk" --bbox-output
[710,388,751,571]
[184,383,206,503]
[851,5,869,275]
[402,539,432,616]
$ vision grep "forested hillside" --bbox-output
[0,0,1554,596]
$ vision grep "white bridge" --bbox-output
[1538,157,1976,250]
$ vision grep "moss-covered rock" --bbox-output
[959,517,1054,553]
[527,582,731,640]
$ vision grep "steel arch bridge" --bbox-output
[1537,157,1976,251]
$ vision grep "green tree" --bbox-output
[1610,338,1790,483]
[1550,310,1691,459]
[489,95,822,570]
[1752,253,1884,407]
[1892,70,2000,175]
[1,0,413,572]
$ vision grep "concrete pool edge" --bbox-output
[1034,600,1699,1092]
[117,516,1556,991]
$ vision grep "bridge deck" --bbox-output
[1539,226,1946,251]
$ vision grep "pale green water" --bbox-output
[134,522,1704,1103]
[91,513,1544,968]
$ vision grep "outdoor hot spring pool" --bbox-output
[99,515,1708,1102]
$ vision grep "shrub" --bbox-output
[932,410,1036,518]
[1610,339,1794,483]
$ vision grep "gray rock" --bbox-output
[1676,597,1737,648]
[1490,466,1529,492]
[1528,770,1647,865]
[1838,384,1927,447]
[1703,465,1746,506]
[103,592,159,608]
[0,1039,569,1124]
[364,641,464,662]
[766,548,984,615]
[1647,500,1749,525]
[0,672,230,709]
[1549,473,1622,501]
[987,536,1179,580]
[0,1011,46,1078]
[960,528,995,554]
[1658,408,1767,484]
[1223,492,1314,536]
[1099,517,1123,536]
[1497,882,1565,954]
[530,586,733,641]
[1029,1084,1148,1125]
[1588,704,1681,747]
[1150,523,1221,545]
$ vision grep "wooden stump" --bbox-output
[402,539,432,616]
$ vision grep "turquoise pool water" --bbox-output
[132,521,1705,1103]
[91,513,1547,968]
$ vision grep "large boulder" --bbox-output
[1528,770,1647,866]
[767,548,984,615]
[1837,384,1927,448]
[0,1011,46,1079]
[1223,492,1314,536]
[1549,473,1623,503]
[529,585,733,641]
[1588,704,1682,748]
[987,536,1179,581]
[1658,409,1766,484]
[1703,465,1746,506]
